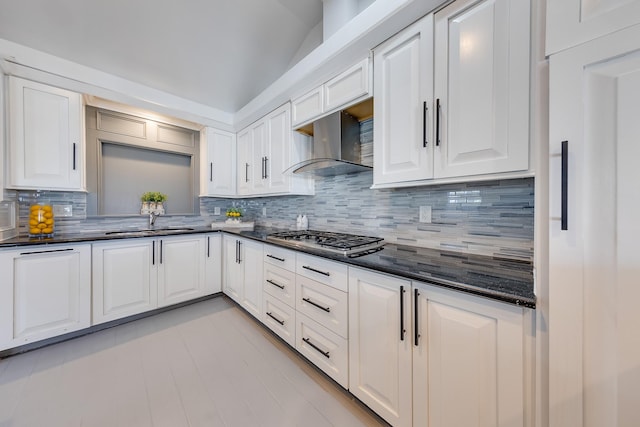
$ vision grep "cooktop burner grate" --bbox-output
[267,230,384,256]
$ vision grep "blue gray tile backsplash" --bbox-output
[201,174,534,261]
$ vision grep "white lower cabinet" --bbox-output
[92,239,157,324]
[157,235,206,307]
[263,293,296,347]
[92,235,208,325]
[348,268,413,427]
[204,233,222,295]
[348,267,529,427]
[222,235,263,319]
[296,312,349,388]
[0,244,91,351]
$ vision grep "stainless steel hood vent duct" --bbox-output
[286,111,372,177]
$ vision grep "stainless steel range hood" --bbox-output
[286,111,372,177]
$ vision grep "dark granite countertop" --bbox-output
[0,225,535,308]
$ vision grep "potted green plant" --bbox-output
[140,192,167,214]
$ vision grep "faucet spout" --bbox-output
[149,211,161,227]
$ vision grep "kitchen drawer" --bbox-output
[296,312,348,389]
[263,263,296,308]
[263,293,295,348]
[296,253,348,292]
[263,244,296,271]
[296,275,348,338]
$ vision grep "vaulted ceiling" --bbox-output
[0,0,325,113]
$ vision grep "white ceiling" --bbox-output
[0,0,324,113]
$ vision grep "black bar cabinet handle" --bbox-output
[152,241,155,265]
[302,265,330,277]
[264,157,268,179]
[207,236,210,258]
[266,254,285,262]
[20,248,73,256]
[561,140,568,231]
[266,312,285,325]
[235,240,239,263]
[423,101,428,147]
[414,288,420,346]
[400,286,406,341]
[237,240,242,263]
[210,162,213,182]
[303,297,331,313]
[266,279,285,290]
[72,143,77,170]
[435,99,441,147]
[159,240,163,264]
[302,337,330,358]
[245,163,249,183]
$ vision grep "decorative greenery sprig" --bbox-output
[141,191,168,203]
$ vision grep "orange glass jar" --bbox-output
[28,204,55,237]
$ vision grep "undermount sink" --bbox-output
[104,227,194,236]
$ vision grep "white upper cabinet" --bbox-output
[373,0,531,188]
[236,103,313,197]
[200,127,236,197]
[292,57,372,128]
[373,14,434,186]
[8,77,85,191]
[433,0,530,179]
[546,0,640,55]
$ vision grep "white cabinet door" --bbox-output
[201,127,236,197]
[324,58,371,113]
[433,0,530,179]
[8,77,84,190]
[292,86,324,127]
[0,245,91,351]
[373,14,434,186]
[157,235,205,307]
[250,120,268,194]
[204,233,222,295]
[348,267,412,427]
[265,104,291,193]
[222,235,243,303]
[549,25,640,427]
[239,238,264,319]
[413,282,526,427]
[546,0,640,55]
[92,239,157,325]
[236,129,252,195]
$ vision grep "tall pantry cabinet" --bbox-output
[547,4,640,427]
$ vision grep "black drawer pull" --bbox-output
[302,337,330,358]
[435,98,441,146]
[266,254,285,262]
[303,297,330,313]
[19,248,73,256]
[302,265,330,276]
[266,312,285,325]
[72,143,77,170]
[423,101,428,147]
[266,279,285,290]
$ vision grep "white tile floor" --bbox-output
[0,297,387,427]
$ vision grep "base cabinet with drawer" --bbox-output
[262,245,297,346]
[349,267,530,427]
[0,244,91,351]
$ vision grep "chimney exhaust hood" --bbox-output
[286,110,372,177]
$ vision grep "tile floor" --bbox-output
[0,297,387,426]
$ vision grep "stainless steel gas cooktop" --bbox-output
[267,230,384,257]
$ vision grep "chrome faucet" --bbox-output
[149,211,161,227]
